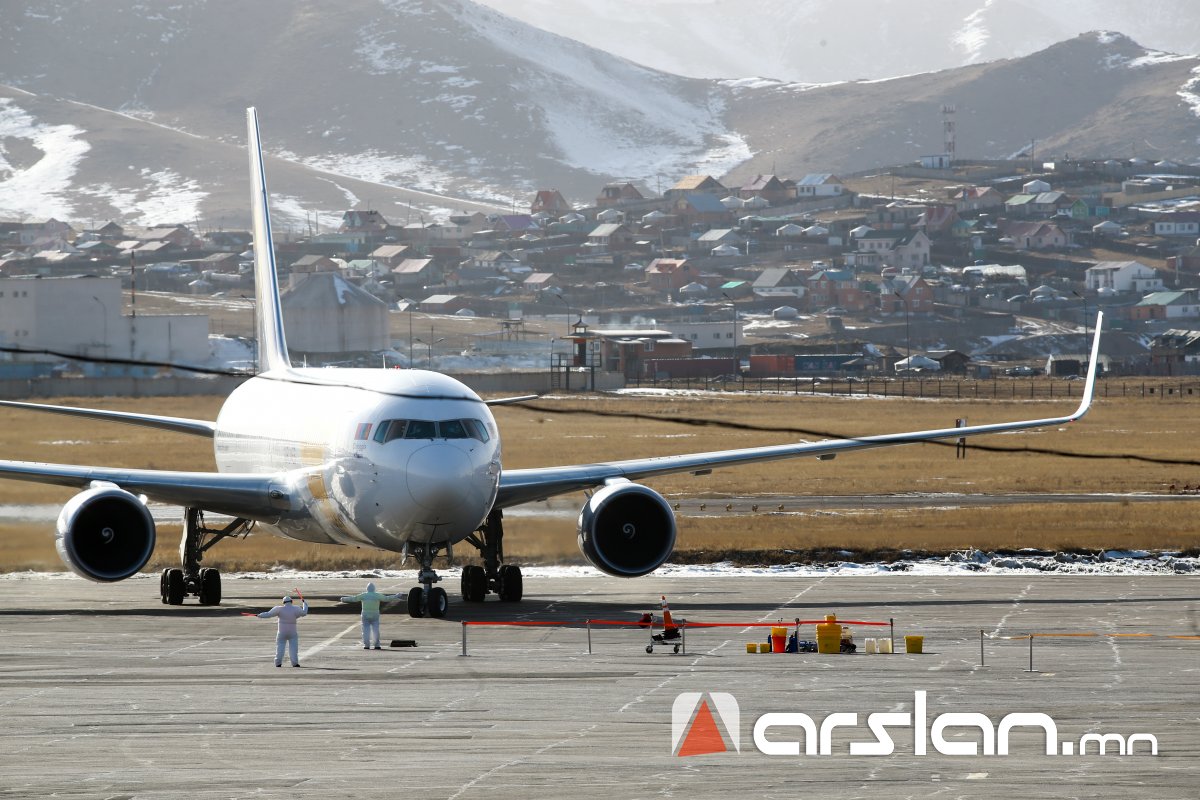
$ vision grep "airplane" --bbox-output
[0,109,1103,618]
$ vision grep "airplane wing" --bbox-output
[0,400,217,437]
[0,459,288,520]
[495,313,1103,509]
[484,394,540,406]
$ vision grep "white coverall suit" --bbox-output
[340,582,399,649]
[258,596,309,666]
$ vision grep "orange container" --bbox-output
[771,626,787,653]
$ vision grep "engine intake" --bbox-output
[577,481,676,577]
[56,485,156,582]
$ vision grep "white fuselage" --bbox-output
[213,368,501,551]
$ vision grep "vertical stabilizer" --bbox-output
[246,108,291,373]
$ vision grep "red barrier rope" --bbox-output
[461,620,571,626]
[462,618,890,628]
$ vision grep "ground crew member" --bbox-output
[258,594,309,667]
[340,581,401,649]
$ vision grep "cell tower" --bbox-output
[942,104,956,161]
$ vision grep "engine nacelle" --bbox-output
[56,485,156,582]
[577,481,676,577]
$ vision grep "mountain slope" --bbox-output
[724,32,1200,182]
[473,0,1200,83]
[1,3,1199,228]
[0,0,740,219]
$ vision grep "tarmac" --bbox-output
[0,572,1197,799]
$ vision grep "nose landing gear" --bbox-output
[405,547,449,618]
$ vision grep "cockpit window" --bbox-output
[405,420,437,439]
[438,419,468,439]
[374,418,490,443]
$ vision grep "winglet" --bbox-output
[1068,310,1103,422]
[246,108,291,373]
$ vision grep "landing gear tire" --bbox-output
[461,565,487,602]
[160,569,170,604]
[497,564,523,602]
[165,568,185,605]
[407,586,425,618]
[198,568,222,606]
[428,587,448,618]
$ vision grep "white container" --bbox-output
[879,638,893,653]
[864,638,877,654]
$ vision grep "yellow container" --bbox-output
[905,635,924,654]
[816,614,841,654]
[746,643,757,654]
[758,642,771,654]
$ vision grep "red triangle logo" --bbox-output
[677,699,728,757]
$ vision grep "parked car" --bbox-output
[1005,365,1039,376]
[1006,294,1030,303]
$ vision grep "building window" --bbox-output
[713,333,721,339]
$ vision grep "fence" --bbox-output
[459,617,894,657]
[630,375,1200,401]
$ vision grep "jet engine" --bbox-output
[577,481,676,577]
[56,485,157,582]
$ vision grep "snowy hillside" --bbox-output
[476,0,1200,82]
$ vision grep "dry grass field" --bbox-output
[1,390,1197,572]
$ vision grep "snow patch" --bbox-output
[0,98,90,219]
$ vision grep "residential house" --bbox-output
[922,349,971,374]
[444,212,490,240]
[673,193,731,225]
[665,175,726,200]
[1152,212,1200,237]
[1003,193,1038,217]
[419,294,467,314]
[472,250,524,273]
[140,225,196,249]
[694,228,743,254]
[1167,244,1200,274]
[948,186,1004,214]
[881,275,935,314]
[523,272,555,293]
[738,174,792,205]
[855,229,931,268]
[494,215,540,236]
[1085,260,1164,294]
[647,258,692,293]
[999,221,1068,251]
[189,252,242,273]
[391,258,437,289]
[1149,329,1200,374]
[203,231,253,252]
[752,267,806,299]
[596,182,645,207]
[916,204,959,235]
[76,241,123,261]
[1130,290,1200,322]
[806,269,869,311]
[531,190,571,215]
[369,244,412,269]
[340,210,390,233]
[867,202,925,229]
[587,223,636,252]
[795,174,845,197]
[1028,191,1074,216]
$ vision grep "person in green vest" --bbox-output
[339,582,402,649]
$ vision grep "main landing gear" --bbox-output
[404,509,523,618]
[160,508,252,606]
[462,509,522,604]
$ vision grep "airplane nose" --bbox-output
[406,444,473,515]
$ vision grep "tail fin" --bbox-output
[246,107,291,373]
